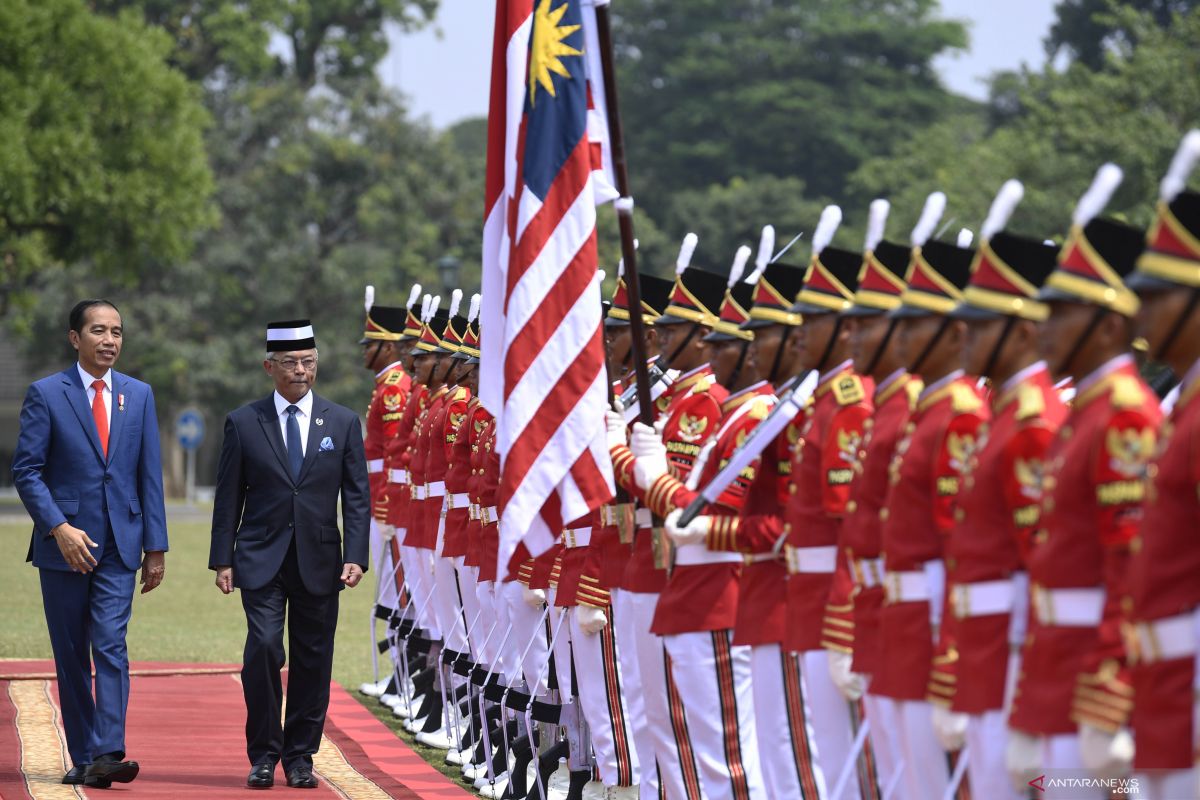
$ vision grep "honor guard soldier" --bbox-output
[873,192,986,800]
[606,234,726,800]
[832,200,919,795]
[629,244,772,800]
[942,180,1066,798]
[359,285,417,698]
[783,206,877,800]
[727,225,827,799]
[1006,164,1159,795]
[1125,130,1200,800]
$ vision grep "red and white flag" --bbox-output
[481,0,618,577]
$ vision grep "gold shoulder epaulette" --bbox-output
[692,375,715,395]
[748,397,771,421]
[950,382,983,414]
[905,380,923,410]
[1016,383,1045,421]
[384,371,405,386]
[832,374,865,406]
[452,387,470,402]
[1110,374,1148,410]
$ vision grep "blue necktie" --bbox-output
[285,405,303,481]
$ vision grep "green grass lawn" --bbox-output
[0,515,468,785]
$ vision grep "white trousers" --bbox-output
[473,578,506,674]
[966,710,1022,800]
[613,590,659,800]
[885,699,948,800]
[456,564,484,660]
[1038,733,1109,800]
[751,645,826,799]
[799,650,867,800]
[626,593,706,800]
[399,544,439,639]
[431,555,468,652]
[664,630,766,800]
[569,606,641,788]
[501,581,551,695]
[1133,769,1194,799]
[861,692,900,800]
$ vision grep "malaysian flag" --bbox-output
[481,0,619,577]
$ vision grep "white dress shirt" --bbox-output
[274,390,313,457]
[78,363,113,422]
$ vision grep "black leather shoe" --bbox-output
[62,765,88,785]
[286,766,318,789]
[84,753,139,787]
[247,762,275,789]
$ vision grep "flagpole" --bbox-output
[594,1,654,425]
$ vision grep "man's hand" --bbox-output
[379,523,397,542]
[576,605,608,635]
[664,509,709,547]
[51,523,98,573]
[215,566,234,594]
[140,551,165,594]
[341,563,365,588]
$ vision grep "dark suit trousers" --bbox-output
[240,538,339,770]
[39,533,136,766]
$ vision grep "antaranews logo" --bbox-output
[1029,774,1140,796]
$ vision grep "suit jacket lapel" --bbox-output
[105,373,126,465]
[296,395,327,485]
[61,368,105,464]
[255,396,294,485]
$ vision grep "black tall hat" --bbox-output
[1130,132,1200,291]
[790,246,863,315]
[606,272,675,328]
[1037,164,1145,316]
[656,234,727,327]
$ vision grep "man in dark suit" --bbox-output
[209,319,370,790]
[12,299,169,788]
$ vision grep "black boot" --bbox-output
[565,769,590,800]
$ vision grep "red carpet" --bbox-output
[0,660,469,799]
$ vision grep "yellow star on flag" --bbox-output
[528,0,582,107]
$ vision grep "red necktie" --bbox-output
[92,379,109,458]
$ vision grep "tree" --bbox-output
[611,0,971,213]
[0,0,214,319]
[849,5,1200,245]
[1045,0,1198,70]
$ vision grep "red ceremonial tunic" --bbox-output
[1009,355,1160,735]
[645,381,775,636]
[945,363,1066,714]
[365,362,410,521]
[611,365,727,595]
[1128,365,1200,768]
[871,372,987,701]
[443,397,483,559]
[783,363,873,654]
[385,384,428,536]
[406,385,447,550]
[841,371,920,676]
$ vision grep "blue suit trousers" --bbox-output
[39,534,136,766]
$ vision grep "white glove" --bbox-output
[664,509,709,547]
[931,704,968,752]
[1005,727,1041,793]
[826,650,865,702]
[1078,723,1134,780]
[522,586,546,609]
[379,523,396,542]
[605,409,627,450]
[630,422,669,491]
[576,605,608,635]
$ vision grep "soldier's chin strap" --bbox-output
[727,340,751,389]
[981,316,1018,384]
[864,316,899,377]
[766,325,793,386]
[663,323,701,371]
[909,317,950,377]
[439,356,458,385]
[1156,288,1200,364]
[811,316,844,376]
[368,340,385,370]
[1059,307,1108,380]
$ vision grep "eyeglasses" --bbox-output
[271,357,317,370]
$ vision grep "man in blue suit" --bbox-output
[12,299,169,788]
[209,319,369,790]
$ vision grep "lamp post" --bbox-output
[437,255,461,295]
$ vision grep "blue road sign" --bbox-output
[176,409,205,451]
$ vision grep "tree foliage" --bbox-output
[1045,0,1198,69]
[0,0,214,318]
